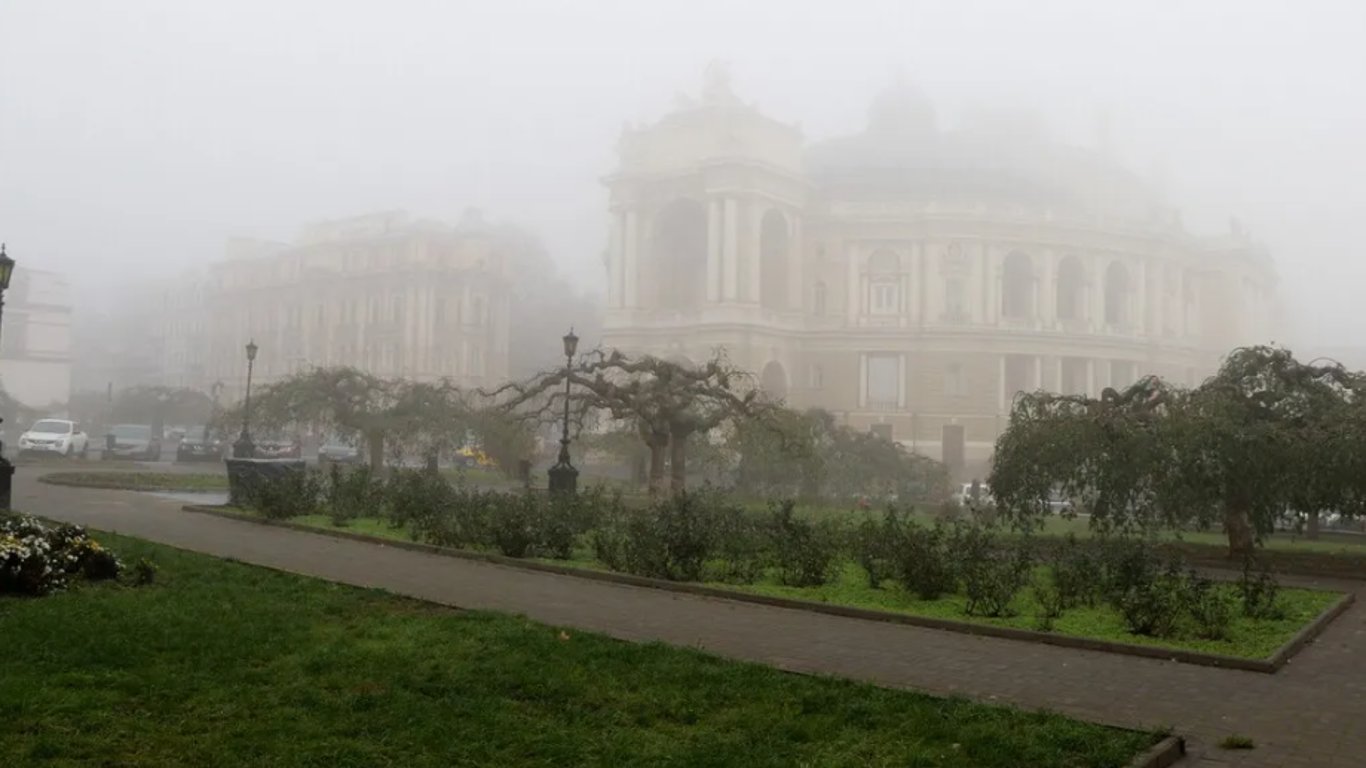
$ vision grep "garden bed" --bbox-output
[40,471,229,493]
[1,531,1165,768]
[187,505,1352,672]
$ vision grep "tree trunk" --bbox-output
[669,433,688,495]
[367,431,385,473]
[1307,509,1321,540]
[647,443,667,497]
[1223,505,1256,560]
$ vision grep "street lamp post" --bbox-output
[547,328,579,495]
[0,244,16,510]
[233,340,259,458]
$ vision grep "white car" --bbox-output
[18,419,90,458]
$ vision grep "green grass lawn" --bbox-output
[40,471,229,492]
[0,534,1158,768]
[280,515,1340,660]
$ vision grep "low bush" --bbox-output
[852,507,905,589]
[896,520,957,600]
[1045,534,1103,609]
[956,524,1033,618]
[1238,558,1284,620]
[1,515,123,596]
[248,468,322,520]
[710,500,765,584]
[1186,572,1237,640]
[1112,561,1187,638]
[327,464,384,525]
[765,500,844,588]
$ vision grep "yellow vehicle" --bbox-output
[456,447,495,469]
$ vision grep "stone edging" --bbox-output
[181,504,1354,674]
[1126,736,1185,768]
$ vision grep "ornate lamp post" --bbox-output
[233,339,259,458]
[0,244,16,510]
[547,328,579,495]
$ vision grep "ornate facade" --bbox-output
[205,210,516,400]
[601,68,1278,475]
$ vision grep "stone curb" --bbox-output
[1126,735,1186,768]
[181,504,1353,674]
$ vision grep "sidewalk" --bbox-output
[16,473,1366,767]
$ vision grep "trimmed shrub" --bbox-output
[249,467,322,519]
[328,464,385,525]
[1238,558,1284,620]
[1045,534,1103,609]
[765,500,844,587]
[1186,572,1237,640]
[956,524,1032,618]
[895,520,957,600]
[853,506,905,589]
[1113,561,1188,638]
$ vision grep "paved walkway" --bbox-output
[16,473,1366,767]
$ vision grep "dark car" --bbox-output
[176,426,224,462]
[256,435,302,459]
[107,424,161,461]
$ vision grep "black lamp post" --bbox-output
[0,244,16,510]
[547,328,579,495]
[233,339,258,458]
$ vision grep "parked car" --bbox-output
[176,426,224,462]
[107,424,161,461]
[952,482,995,508]
[256,435,302,460]
[317,439,361,464]
[18,419,89,458]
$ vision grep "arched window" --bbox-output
[1055,256,1085,321]
[760,361,788,400]
[1002,251,1034,319]
[812,281,827,316]
[652,199,708,311]
[759,210,789,311]
[944,277,966,319]
[867,250,900,315]
[1104,261,1130,327]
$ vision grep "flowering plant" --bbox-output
[0,515,123,596]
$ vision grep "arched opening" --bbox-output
[1002,251,1034,319]
[760,361,788,401]
[652,200,707,311]
[759,210,789,311]
[1104,261,1130,327]
[812,281,827,316]
[1055,256,1085,321]
[867,249,900,314]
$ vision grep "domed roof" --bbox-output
[866,80,937,137]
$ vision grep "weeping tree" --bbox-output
[238,367,471,471]
[990,346,1366,557]
[487,349,766,495]
[110,386,214,431]
[727,406,950,503]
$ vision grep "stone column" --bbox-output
[897,354,907,408]
[789,215,803,311]
[747,202,762,303]
[624,210,639,308]
[1085,359,1096,397]
[723,198,739,301]
[706,200,722,303]
[846,246,860,323]
[1091,258,1105,332]
[997,355,1007,412]
[1040,252,1056,329]
[610,211,625,308]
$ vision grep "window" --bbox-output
[472,297,485,326]
[865,354,900,408]
[435,299,446,326]
[392,296,404,325]
[1002,252,1034,318]
[943,363,964,397]
[944,278,966,318]
[809,364,824,390]
[812,281,827,316]
[871,282,898,314]
[867,250,899,315]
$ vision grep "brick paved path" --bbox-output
[16,473,1366,767]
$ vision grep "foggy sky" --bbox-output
[2,0,1363,346]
